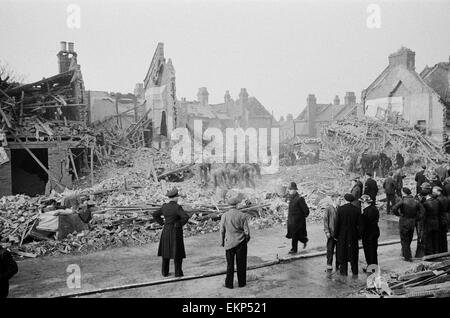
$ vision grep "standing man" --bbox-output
[350,177,362,210]
[0,233,19,298]
[393,169,406,198]
[364,172,378,205]
[286,182,310,254]
[383,172,397,214]
[415,165,428,196]
[392,187,425,261]
[152,188,190,278]
[220,197,250,289]
[360,195,380,270]
[323,193,340,271]
[434,187,449,253]
[335,193,361,276]
[422,186,441,256]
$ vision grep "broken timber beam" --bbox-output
[423,251,450,261]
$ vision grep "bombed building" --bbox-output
[0,41,95,197]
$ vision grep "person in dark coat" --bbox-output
[152,188,190,277]
[350,178,362,210]
[335,193,361,276]
[415,165,428,196]
[363,172,378,205]
[393,169,406,197]
[0,234,18,298]
[383,172,397,214]
[286,182,310,254]
[359,195,380,270]
[434,187,449,253]
[220,197,250,289]
[422,187,442,256]
[430,174,443,189]
[396,152,404,169]
[392,187,425,261]
[442,177,450,197]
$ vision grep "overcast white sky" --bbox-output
[1,0,450,119]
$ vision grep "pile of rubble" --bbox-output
[0,147,292,257]
[321,117,450,169]
[360,251,450,298]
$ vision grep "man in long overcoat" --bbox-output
[359,195,380,270]
[286,182,310,254]
[335,193,361,276]
[152,188,190,277]
[422,187,441,256]
[383,172,397,214]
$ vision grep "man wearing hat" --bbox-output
[421,185,441,255]
[360,195,380,269]
[433,186,449,253]
[220,196,250,289]
[286,182,310,254]
[0,232,18,298]
[392,187,425,261]
[152,188,190,277]
[415,165,428,196]
[335,193,361,276]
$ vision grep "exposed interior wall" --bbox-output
[11,148,48,196]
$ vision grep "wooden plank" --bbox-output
[0,105,12,128]
[90,145,94,186]
[423,251,450,261]
[68,149,79,180]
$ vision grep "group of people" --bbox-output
[322,178,380,276]
[198,162,261,189]
[151,187,251,289]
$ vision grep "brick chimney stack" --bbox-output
[344,92,356,106]
[57,41,77,73]
[239,88,249,104]
[333,95,340,106]
[197,87,209,106]
[224,90,232,103]
[307,94,317,137]
[389,47,415,71]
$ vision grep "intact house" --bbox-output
[0,41,95,197]
[294,92,363,138]
[361,47,450,149]
[176,87,278,161]
[177,87,277,140]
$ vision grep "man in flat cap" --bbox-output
[335,193,361,276]
[392,187,425,261]
[220,196,250,289]
[359,195,380,270]
[286,182,310,254]
[152,188,190,277]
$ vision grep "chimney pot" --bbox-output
[60,41,67,52]
[68,42,74,53]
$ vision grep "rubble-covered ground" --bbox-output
[0,146,422,259]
